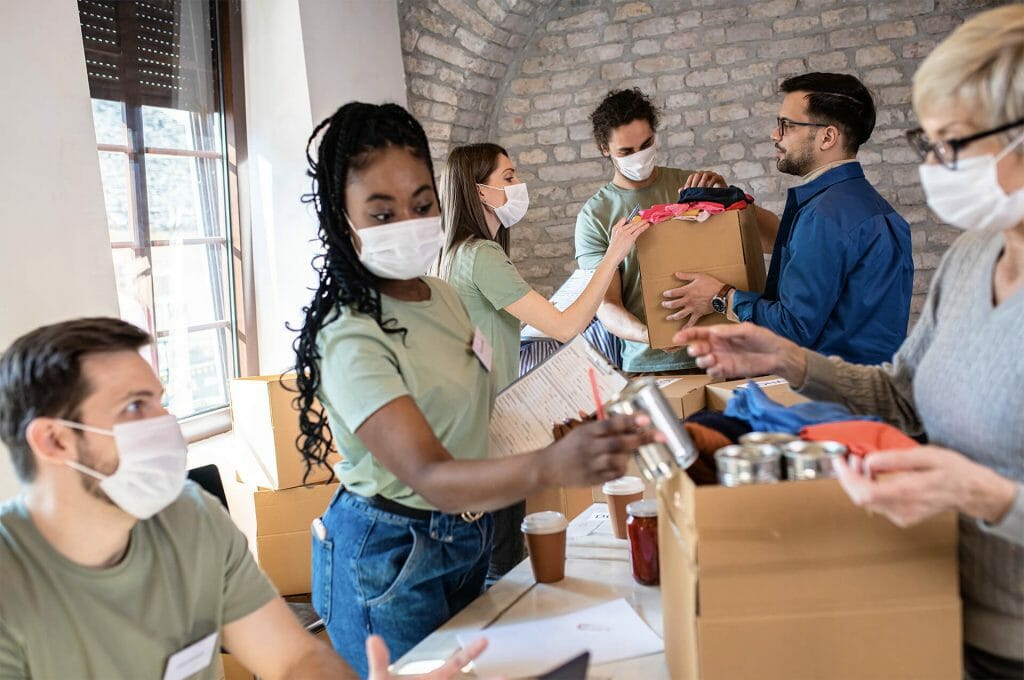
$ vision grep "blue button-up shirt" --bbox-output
[733,162,913,365]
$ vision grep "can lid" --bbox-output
[783,440,847,458]
[521,511,568,534]
[627,499,658,518]
[603,475,644,495]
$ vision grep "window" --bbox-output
[79,0,241,420]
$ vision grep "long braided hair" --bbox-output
[293,102,437,479]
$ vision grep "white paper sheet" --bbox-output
[457,598,664,678]
[521,269,596,339]
[489,336,627,458]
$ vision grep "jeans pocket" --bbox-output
[357,525,425,608]
[311,531,333,625]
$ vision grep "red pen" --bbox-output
[588,367,606,420]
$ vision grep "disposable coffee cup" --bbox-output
[603,476,644,539]
[521,511,568,583]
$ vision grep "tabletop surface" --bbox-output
[392,504,669,679]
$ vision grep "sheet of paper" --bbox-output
[457,598,664,678]
[489,336,627,458]
[735,377,788,389]
[521,269,596,339]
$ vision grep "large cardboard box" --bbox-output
[704,374,809,411]
[658,472,961,679]
[653,374,718,418]
[637,206,766,349]
[224,477,339,596]
[229,374,339,490]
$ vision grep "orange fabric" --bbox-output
[684,422,731,485]
[799,420,917,457]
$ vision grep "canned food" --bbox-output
[738,432,799,447]
[714,444,783,486]
[782,440,847,480]
[607,377,699,483]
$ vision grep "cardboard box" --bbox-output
[704,374,809,411]
[224,477,339,596]
[658,472,961,679]
[637,205,766,349]
[653,374,718,418]
[220,627,330,680]
[229,374,339,490]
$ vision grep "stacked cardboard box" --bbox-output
[227,374,341,596]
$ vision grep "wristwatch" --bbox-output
[711,284,734,315]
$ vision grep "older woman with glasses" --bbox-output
[675,6,1024,678]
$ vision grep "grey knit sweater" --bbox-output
[801,228,1024,660]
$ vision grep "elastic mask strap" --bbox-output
[65,459,107,481]
[53,418,114,437]
[995,129,1024,163]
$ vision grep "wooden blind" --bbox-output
[78,0,216,111]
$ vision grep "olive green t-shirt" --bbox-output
[317,277,497,509]
[574,166,697,372]
[0,482,278,679]
[444,239,532,390]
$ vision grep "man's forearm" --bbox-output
[278,641,359,680]
[597,301,649,343]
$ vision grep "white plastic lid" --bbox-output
[521,511,568,534]
[602,476,644,495]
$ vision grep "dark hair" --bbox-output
[590,88,661,151]
[438,143,510,280]
[293,101,437,480]
[780,72,876,152]
[0,317,151,482]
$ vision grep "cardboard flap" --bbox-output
[658,473,700,680]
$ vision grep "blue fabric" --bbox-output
[313,490,493,678]
[723,381,879,434]
[732,163,913,365]
[519,318,623,377]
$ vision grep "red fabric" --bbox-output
[683,422,731,485]
[799,421,918,457]
[639,199,751,224]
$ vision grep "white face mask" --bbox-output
[58,414,187,520]
[919,130,1024,232]
[349,215,444,280]
[478,182,530,227]
[613,142,658,182]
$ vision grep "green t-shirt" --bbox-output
[317,277,496,510]
[0,482,277,679]
[575,166,697,372]
[444,239,532,390]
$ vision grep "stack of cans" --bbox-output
[714,432,847,486]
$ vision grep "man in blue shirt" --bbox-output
[663,73,913,365]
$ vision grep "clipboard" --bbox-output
[488,336,627,458]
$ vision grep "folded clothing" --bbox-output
[683,421,732,485]
[677,185,754,206]
[685,410,752,442]
[724,381,879,434]
[800,420,918,457]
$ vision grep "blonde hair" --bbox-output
[913,5,1024,149]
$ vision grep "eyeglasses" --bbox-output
[776,117,829,139]
[905,117,1024,170]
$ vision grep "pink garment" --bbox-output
[639,198,751,225]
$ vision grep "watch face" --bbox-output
[712,297,726,314]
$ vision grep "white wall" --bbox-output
[242,0,408,374]
[0,0,120,500]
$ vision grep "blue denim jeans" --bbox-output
[311,490,493,678]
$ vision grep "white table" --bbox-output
[393,504,669,679]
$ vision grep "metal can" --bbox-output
[782,440,847,480]
[606,377,699,483]
[714,443,783,486]
[739,432,799,447]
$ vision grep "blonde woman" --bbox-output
[676,7,1024,677]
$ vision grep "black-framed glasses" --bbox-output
[905,117,1024,170]
[776,117,829,139]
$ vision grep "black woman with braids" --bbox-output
[293,102,656,675]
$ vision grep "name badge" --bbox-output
[471,327,493,372]
[163,631,219,680]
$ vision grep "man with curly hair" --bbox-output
[575,88,777,373]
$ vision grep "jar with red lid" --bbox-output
[626,499,659,586]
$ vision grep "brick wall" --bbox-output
[399,0,1009,320]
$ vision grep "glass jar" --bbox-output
[626,499,659,586]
